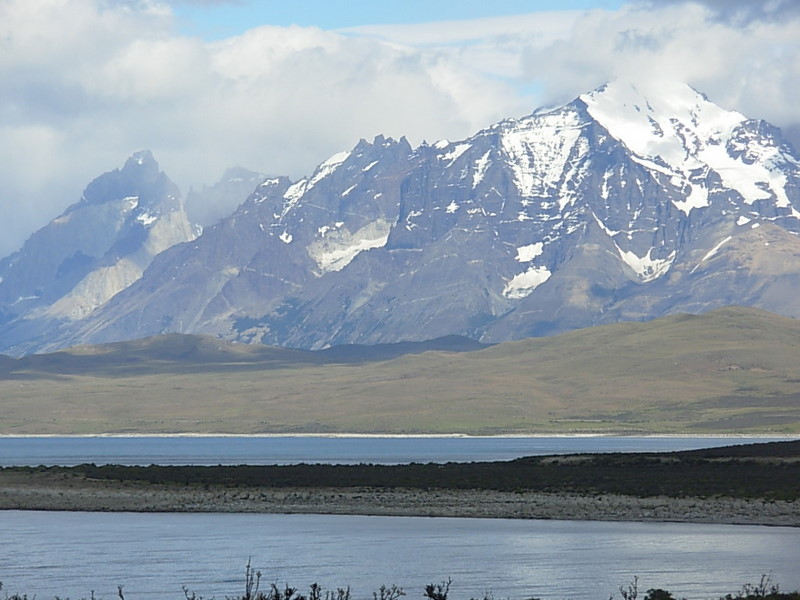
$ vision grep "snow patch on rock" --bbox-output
[583,81,793,214]
[472,151,491,189]
[439,143,471,166]
[616,244,675,282]
[503,266,551,299]
[308,151,350,189]
[308,219,392,274]
[500,109,585,198]
[515,242,544,262]
[701,235,732,263]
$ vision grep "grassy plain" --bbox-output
[1,307,799,435]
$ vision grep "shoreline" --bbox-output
[1,432,798,439]
[0,472,797,526]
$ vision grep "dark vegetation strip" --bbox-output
[7,441,800,501]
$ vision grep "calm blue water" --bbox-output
[1,512,798,600]
[2,437,797,600]
[0,435,792,466]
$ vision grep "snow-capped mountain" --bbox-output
[0,151,197,354]
[3,81,800,355]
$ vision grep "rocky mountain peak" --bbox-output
[79,150,176,209]
[3,82,800,356]
[0,152,197,355]
[124,149,159,171]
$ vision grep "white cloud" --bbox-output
[340,11,582,51]
[642,0,800,24]
[0,1,527,257]
[521,3,800,130]
[0,0,798,260]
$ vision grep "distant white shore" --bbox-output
[0,432,797,439]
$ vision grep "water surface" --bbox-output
[1,512,797,600]
[0,435,790,466]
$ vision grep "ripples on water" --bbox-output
[2,436,797,600]
[1,512,799,600]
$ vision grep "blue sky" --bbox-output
[173,0,624,39]
[0,0,798,257]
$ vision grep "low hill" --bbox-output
[0,333,487,376]
[1,306,799,435]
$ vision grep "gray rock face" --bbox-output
[0,151,197,355]
[4,81,800,355]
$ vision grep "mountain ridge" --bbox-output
[0,151,197,355]
[2,80,800,355]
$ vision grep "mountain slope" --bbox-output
[1,307,799,434]
[4,81,800,354]
[0,152,197,355]
[57,136,415,348]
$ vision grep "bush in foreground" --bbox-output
[2,568,799,600]
[612,575,800,600]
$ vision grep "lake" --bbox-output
[1,436,797,600]
[1,511,798,600]
[0,435,792,466]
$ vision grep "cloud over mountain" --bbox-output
[1,0,798,261]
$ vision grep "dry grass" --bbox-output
[2,307,800,434]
